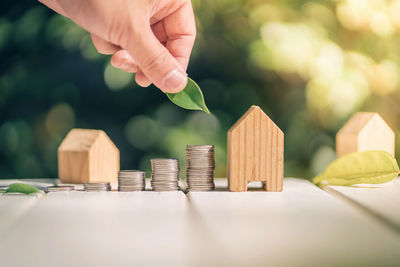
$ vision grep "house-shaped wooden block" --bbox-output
[336,112,395,157]
[58,129,120,184]
[227,106,284,192]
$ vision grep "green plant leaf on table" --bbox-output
[166,78,210,114]
[312,151,399,186]
[6,183,42,194]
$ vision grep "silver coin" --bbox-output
[118,188,144,192]
[83,182,109,186]
[83,182,111,192]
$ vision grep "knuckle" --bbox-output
[92,42,108,55]
[141,51,170,74]
[107,8,135,46]
[107,20,126,45]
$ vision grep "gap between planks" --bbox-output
[320,184,400,236]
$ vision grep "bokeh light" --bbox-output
[125,115,159,150]
[2,0,400,179]
[104,63,132,91]
[45,103,75,139]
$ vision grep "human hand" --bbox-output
[39,0,196,93]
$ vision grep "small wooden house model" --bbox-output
[58,129,120,184]
[336,112,395,157]
[227,106,284,192]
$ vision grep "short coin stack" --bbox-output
[46,185,74,192]
[186,145,215,191]
[118,170,145,191]
[83,182,111,192]
[151,158,180,191]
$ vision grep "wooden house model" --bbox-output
[227,105,284,192]
[58,129,120,184]
[336,112,395,157]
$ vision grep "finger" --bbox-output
[38,0,68,17]
[135,70,152,87]
[163,1,196,70]
[125,21,187,93]
[111,50,138,73]
[152,21,168,45]
[152,21,188,70]
[91,33,121,55]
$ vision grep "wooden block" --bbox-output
[336,112,395,157]
[58,129,120,184]
[228,106,284,192]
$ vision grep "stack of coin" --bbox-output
[186,145,215,191]
[118,170,145,191]
[83,182,111,192]
[150,158,180,191]
[46,185,74,193]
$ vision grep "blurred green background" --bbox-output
[1,0,400,179]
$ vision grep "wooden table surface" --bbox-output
[0,178,400,267]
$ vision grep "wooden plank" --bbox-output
[254,107,261,180]
[270,126,278,190]
[277,132,284,191]
[0,178,399,266]
[0,190,189,266]
[239,123,245,187]
[325,177,400,229]
[0,179,54,237]
[245,107,254,181]
[266,116,272,187]
[260,111,267,183]
[0,195,39,237]
[187,179,400,266]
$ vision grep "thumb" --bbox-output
[126,27,188,93]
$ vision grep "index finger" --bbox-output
[163,1,196,71]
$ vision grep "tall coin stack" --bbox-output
[186,145,215,191]
[118,170,146,191]
[83,182,111,192]
[151,159,180,191]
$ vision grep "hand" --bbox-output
[39,0,196,93]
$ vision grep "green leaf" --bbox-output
[312,151,399,186]
[166,78,210,114]
[6,183,42,194]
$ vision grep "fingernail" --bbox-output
[121,63,132,69]
[163,69,187,93]
[121,63,137,72]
